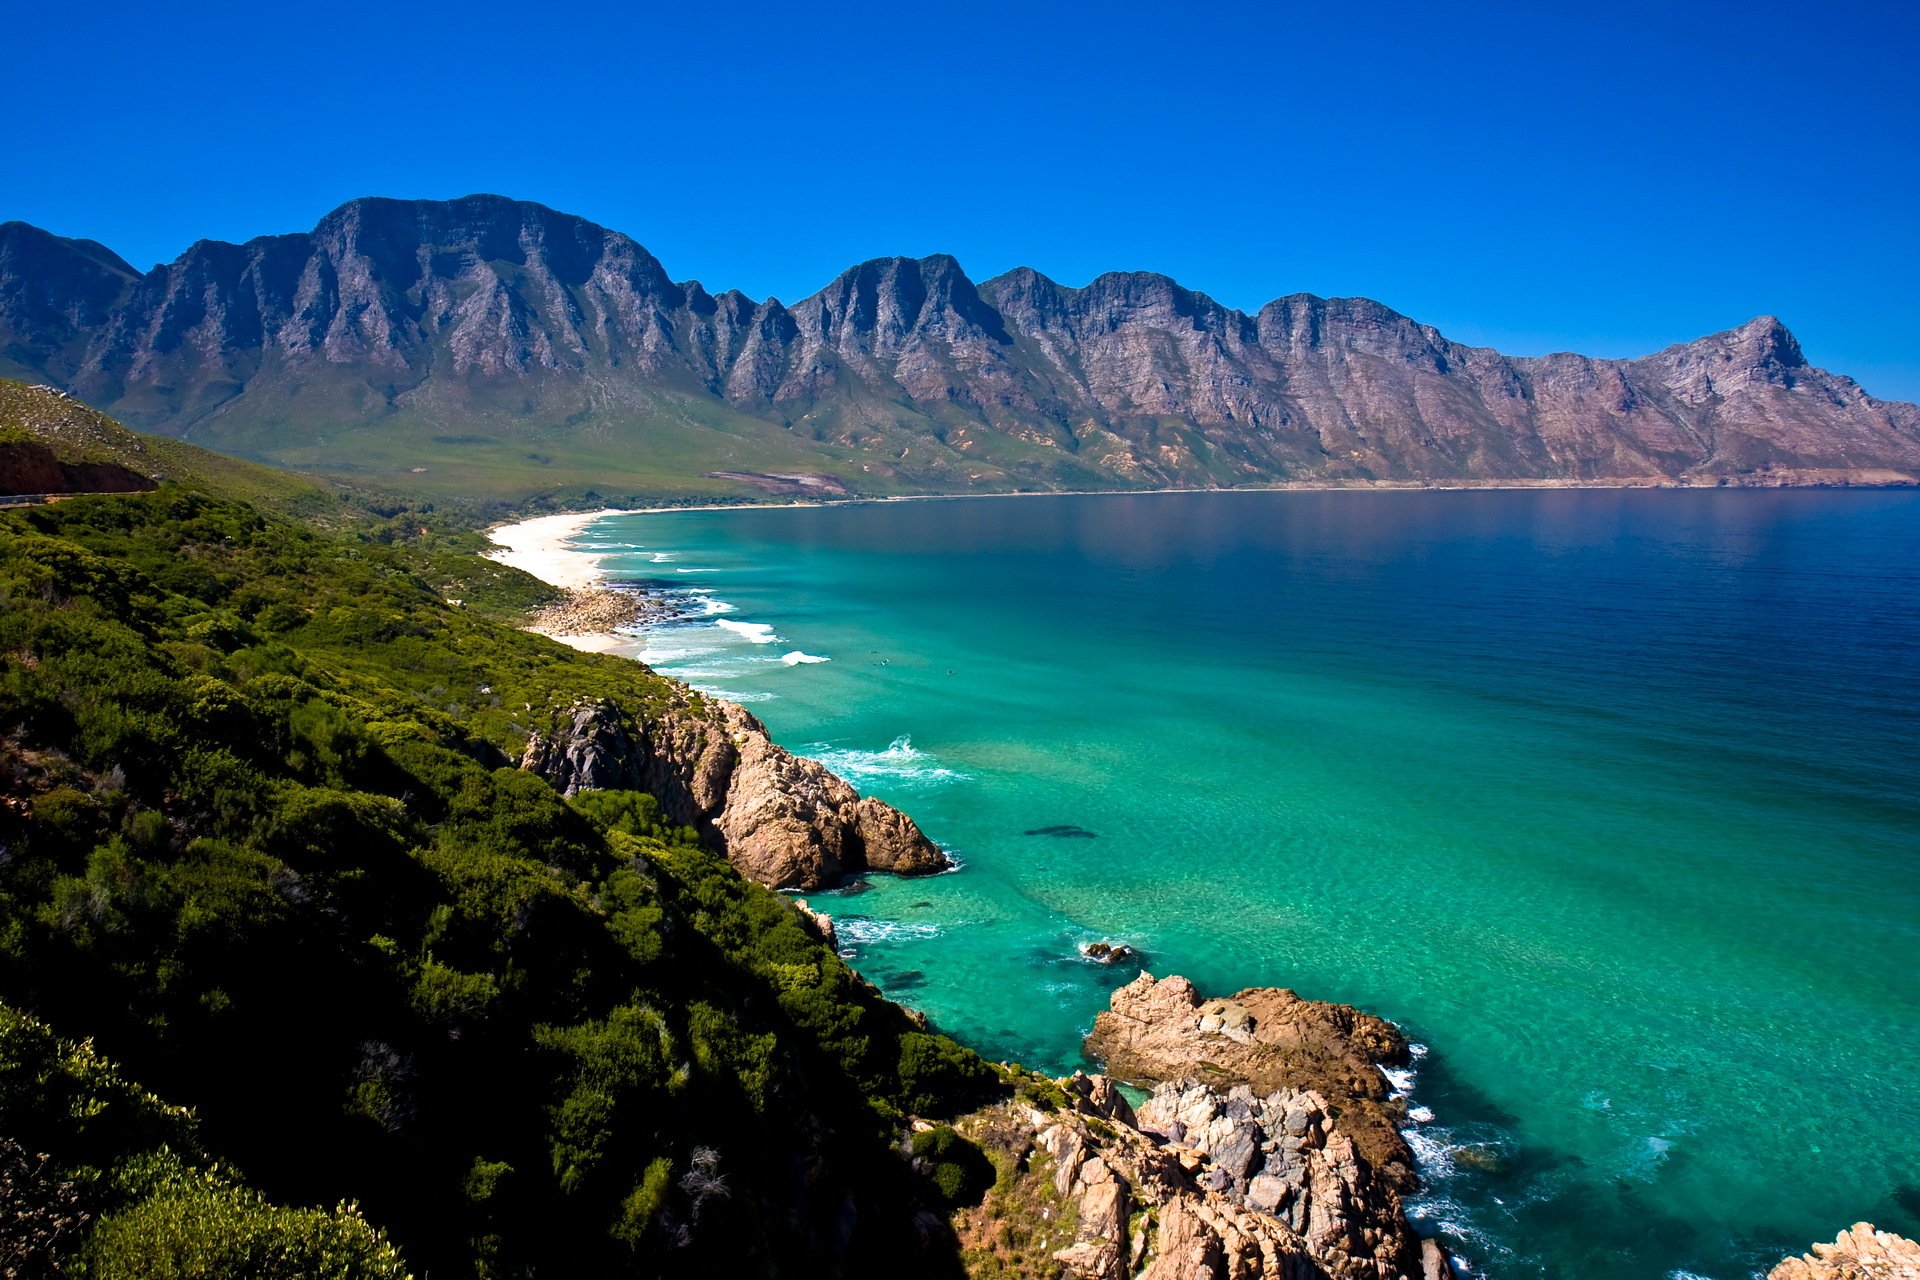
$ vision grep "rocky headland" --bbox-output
[526,584,687,637]
[1086,972,1416,1188]
[521,695,949,890]
[952,973,1448,1280]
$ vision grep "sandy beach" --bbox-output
[484,508,630,590]
[487,509,652,653]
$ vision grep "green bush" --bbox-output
[85,1152,409,1280]
[909,1126,994,1208]
[897,1032,1001,1118]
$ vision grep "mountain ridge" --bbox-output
[3,195,1915,499]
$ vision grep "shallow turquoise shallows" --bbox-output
[583,489,1920,1279]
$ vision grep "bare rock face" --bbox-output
[956,1069,1445,1280]
[1087,973,1415,1187]
[519,696,949,890]
[4,199,1917,491]
[1770,1224,1920,1280]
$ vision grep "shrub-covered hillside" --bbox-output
[0,490,1000,1277]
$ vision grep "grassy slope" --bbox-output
[0,378,338,513]
[0,486,1006,1277]
[151,359,1153,505]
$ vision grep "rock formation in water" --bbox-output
[1086,972,1416,1188]
[3,197,1916,491]
[519,696,949,889]
[524,586,684,637]
[1770,1224,1920,1280]
[956,972,1449,1280]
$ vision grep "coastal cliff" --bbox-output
[520,695,950,890]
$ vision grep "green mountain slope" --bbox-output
[0,379,333,513]
[0,486,1000,1277]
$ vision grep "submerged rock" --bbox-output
[1080,940,1143,966]
[521,697,950,889]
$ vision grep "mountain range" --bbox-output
[2,194,1916,499]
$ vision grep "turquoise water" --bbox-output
[583,490,1920,1279]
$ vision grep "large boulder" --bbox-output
[521,696,950,889]
[959,1067,1446,1280]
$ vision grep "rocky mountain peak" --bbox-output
[0,197,1914,489]
[799,252,1007,348]
[1728,314,1807,369]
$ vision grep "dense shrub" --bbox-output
[0,491,997,1278]
[909,1126,995,1208]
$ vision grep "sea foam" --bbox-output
[834,918,942,946]
[717,620,780,644]
[804,735,968,788]
[781,651,831,665]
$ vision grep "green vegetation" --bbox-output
[0,483,1001,1277]
[0,379,335,515]
[909,1126,995,1208]
[133,369,1124,507]
[949,1109,1081,1280]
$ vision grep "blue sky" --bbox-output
[11,0,1917,398]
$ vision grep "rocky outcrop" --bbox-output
[3,198,1916,492]
[519,696,949,890]
[524,586,684,637]
[791,899,840,952]
[954,1070,1446,1280]
[1770,1224,1920,1279]
[1087,973,1415,1187]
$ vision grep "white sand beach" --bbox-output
[484,508,629,590]
[487,509,656,654]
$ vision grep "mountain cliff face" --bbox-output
[3,195,1915,492]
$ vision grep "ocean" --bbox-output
[576,488,1920,1279]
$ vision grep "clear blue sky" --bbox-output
[10,0,1917,399]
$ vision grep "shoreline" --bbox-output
[483,507,628,590]
[481,474,1902,656]
[489,469,1915,547]
[485,509,661,654]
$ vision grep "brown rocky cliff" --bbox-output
[519,696,950,890]
[1086,972,1416,1189]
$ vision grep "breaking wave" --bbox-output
[802,736,968,789]
[717,620,780,644]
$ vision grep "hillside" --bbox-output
[0,485,1006,1276]
[0,378,332,512]
[3,197,1916,501]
